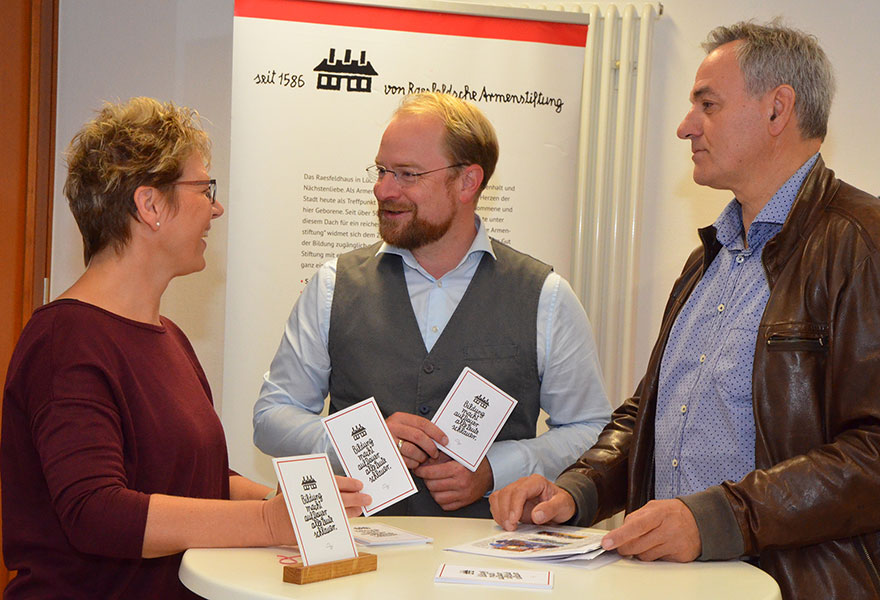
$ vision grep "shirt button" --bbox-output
[680,404,687,414]
[699,354,706,363]
[418,405,431,416]
[431,326,439,333]
[717,304,725,312]
[672,459,679,468]
[736,255,745,264]
[437,281,443,288]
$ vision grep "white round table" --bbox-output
[180,516,781,599]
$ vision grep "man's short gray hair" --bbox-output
[704,20,835,140]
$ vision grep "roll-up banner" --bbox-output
[226,0,589,477]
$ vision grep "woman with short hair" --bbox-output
[1,97,369,599]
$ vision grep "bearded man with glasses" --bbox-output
[253,92,611,517]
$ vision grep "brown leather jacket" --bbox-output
[557,157,880,599]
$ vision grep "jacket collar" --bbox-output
[762,155,839,288]
[696,155,840,288]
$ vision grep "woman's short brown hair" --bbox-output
[64,97,211,264]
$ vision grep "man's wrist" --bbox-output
[479,456,495,498]
[484,441,526,492]
[555,471,598,526]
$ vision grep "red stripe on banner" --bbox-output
[235,0,588,47]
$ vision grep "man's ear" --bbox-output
[768,84,796,136]
[458,164,484,203]
[133,185,161,231]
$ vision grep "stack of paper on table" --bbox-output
[352,522,433,546]
[446,525,614,566]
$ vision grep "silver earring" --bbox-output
[156,222,160,227]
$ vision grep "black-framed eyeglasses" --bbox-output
[171,179,217,204]
[365,164,466,187]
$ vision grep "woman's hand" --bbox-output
[335,475,372,517]
[260,475,372,548]
[262,494,298,547]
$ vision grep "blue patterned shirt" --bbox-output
[654,154,819,499]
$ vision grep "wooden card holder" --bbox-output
[283,552,377,585]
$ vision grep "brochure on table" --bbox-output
[446,524,606,562]
[272,454,358,566]
[322,397,418,516]
[351,522,433,546]
[431,367,518,472]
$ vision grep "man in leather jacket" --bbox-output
[488,21,880,600]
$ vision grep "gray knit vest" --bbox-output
[328,239,551,517]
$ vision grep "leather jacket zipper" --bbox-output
[766,333,827,351]
[857,536,880,593]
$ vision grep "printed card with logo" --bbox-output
[431,367,518,472]
[272,454,358,566]
[434,564,553,589]
[322,397,417,516]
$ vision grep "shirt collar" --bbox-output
[713,152,820,249]
[752,152,820,226]
[376,214,495,274]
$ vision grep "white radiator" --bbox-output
[519,2,660,408]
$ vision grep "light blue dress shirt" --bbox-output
[654,154,819,499]
[253,217,611,491]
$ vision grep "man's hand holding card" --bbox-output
[431,367,518,471]
[323,397,419,516]
[414,453,494,511]
[417,367,518,509]
[385,411,448,469]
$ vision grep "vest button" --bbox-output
[418,405,431,416]
[422,361,434,374]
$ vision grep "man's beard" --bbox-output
[377,201,456,250]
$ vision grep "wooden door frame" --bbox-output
[0,0,58,588]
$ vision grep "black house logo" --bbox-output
[314,48,378,92]
[472,394,490,409]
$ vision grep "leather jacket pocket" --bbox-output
[764,323,829,352]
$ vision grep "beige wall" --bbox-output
[52,0,880,480]
[52,0,234,412]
